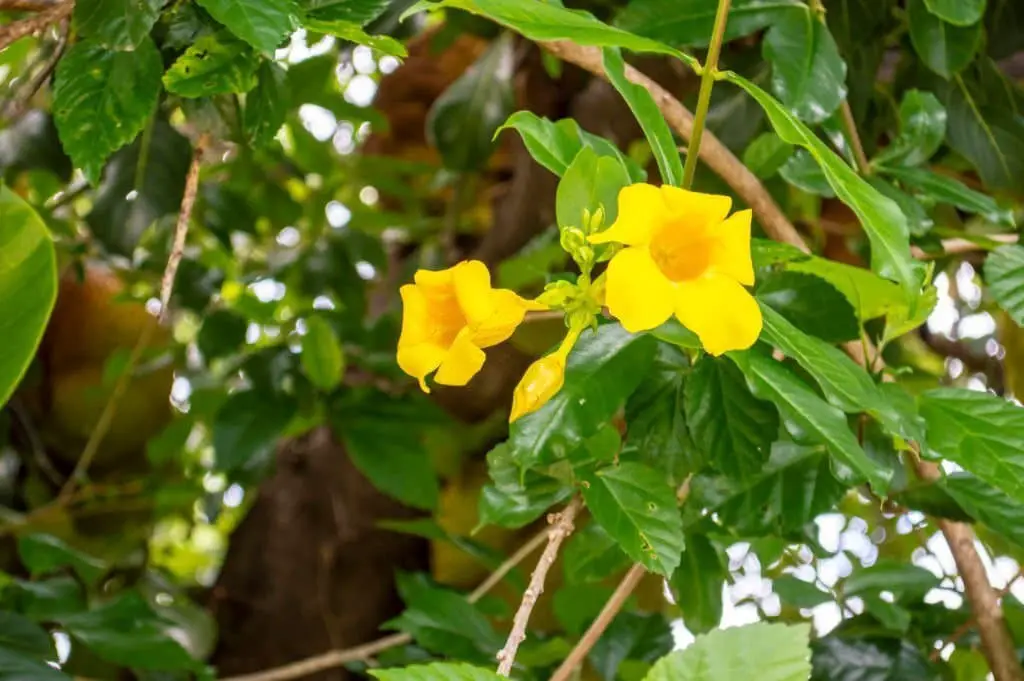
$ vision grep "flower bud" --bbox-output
[509,352,567,423]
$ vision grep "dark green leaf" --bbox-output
[880,166,1014,227]
[563,522,630,584]
[244,61,289,147]
[0,611,55,659]
[195,0,295,52]
[942,472,1024,548]
[300,18,407,56]
[756,271,859,343]
[773,575,831,608]
[301,0,391,24]
[74,0,163,49]
[685,357,778,481]
[873,90,946,167]
[0,187,57,407]
[0,648,68,681]
[17,535,107,586]
[556,146,631,230]
[163,32,259,98]
[945,79,1024,192]
[811,636,942,681]
[859,595,912,632]
[869,179,934,237]
[603,47,683,186]
[590,612,673,679]
[919,388,1024,502]
[742,131,794,179]
[213,390,297,471]
[763,8,846,123]
[197,309,248,360]
[426,34,515,171]
[479,444,571,529]
[581,461,685,577]
[923,0,985,26]
[615,0,802,48]
[670,533,725,634]
[908,0,981,78]
[785,256,906,323]
[778,149,835,197]
[649,318,701,349]
[984,245,1024,325]
[371,663,502,681]
[844,560,940,600]
[301,315,345,391]
[645,622,812,681]
[52,38,162,183]
[7,577,85,621]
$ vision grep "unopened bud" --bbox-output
[509,352,567,423]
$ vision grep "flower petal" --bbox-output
[453,260,495,325]
[472,289,529,348]
[589,183,666,246]
[398,284,431,349]
[674,274,762,356]
[604,246,675,332]
[659,186,732,228]
[709,209,754,285]
[397,343,447,392]
[414,267,455,302]
[434,328,486,386]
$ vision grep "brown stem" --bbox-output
[911,234,1019,259]
[839,101,871,175]
[160,134,209,321]
[931,567,1024,662]
[496,497,582,675]
[0,0,71,52]
[0,16,67,122]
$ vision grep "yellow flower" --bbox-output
[589,183,762,356]
[398,260,539,392]
[510,348,568,423]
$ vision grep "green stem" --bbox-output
[681,0,732,189]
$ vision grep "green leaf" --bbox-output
[0,648,68,681]
[197,309,248,360]
[371,663,502,681]
[984,245,1024,325]
[581,461,685,577]
[300,18,408,57]
[497,112,645,181]
[7,577,85,621]
[0,611,55,659]
[869,178,934,237]
[811,636,941,681]
[509,324,655,469]
[650,318,701,349]
[844,560,940,600]
[945,79,1024,193]
[479,444,571,529]
[300,315,345,391]
[17,535,107,586]
[244,61,289,148]
[603,47,683,186]
[729,349,889,490]
[0,187,57,407]
[919,388,1024,503]
[58,593,196,670]
[773,575,831,608]
[743,131,794,179]
[923,0,985,26]
[213,390,298,471]
[195,0,295,52]
[762,8,847,124]
[726,73,924,299]
[907,0,981,78]
[52,38,162,184]
[644,622,811,681]
[301,0,391,24]
[873,90,947,167]
[74,0,163,49]
[562,522,630,584]
[756,271,859,343]
[591,612,674,679]
[426,34,515,172]
[670,533,725,634]
[880,166,1014,227]
[163,32,260,98]
[615,0,802,48]
[779,149,835,197]
[556,146,630,230]
[784,256,905,323]
[942,472,1024,548]
[685,357,778,481]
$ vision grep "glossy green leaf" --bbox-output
[685,357,778,481]
[873,90,947,167]
[18,535,107,586]
[7,577,85,622]
[196,0,295,52]
[844,560,940,600]
[763,8,847,123]
[784,256,906,322]
[726,73,924,299]
[509,324,655,469]
[869,178,934,237]
[74,0,163,49]
[942,472,1024,548]
[919,389,1024,502]
[301,316,345,391]
[591,612,674,679]
[756,271,859,343]
[303,18,406,56]
[908,0,981,78]
[301,0,391,24]
[0,648,68,681]
[52,38,162,183]
[616,0,802,48]
[371,664,502,681]
[0,187,57,408]
[729,349,889,490]
[984,245,1024,325]
[244,61,289,147]
[479,444,571,529]
[581,461,685,577]
[163,32,259,98]
[0,611,55,660]
[426,34,515,172]
[881,166,1014,227]
[923,0,986,26]
[557,146,631,230]
[645,622,811,681]
[743,131,794,179]
[563,522,631,584]
[670,533,725,634]
[779,149,835,197]
[811,637,941,681]
[386,578,502,661]
[650,317,701,349]
[603,47,684,186]
[213,390,298,471]
[773,575,831,608]
[945,79,1024,193]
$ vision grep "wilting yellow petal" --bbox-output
[709,209,754,286]
[397,285,431,350]
[510,352,567,422]
[659,186,732,227]
[453,260,495,326]
[589,183,666,246]
[604,247,674,333]
[472,289,530,348]
[674,274,762,356]
[435,328,487,386]
[397,343,448,392]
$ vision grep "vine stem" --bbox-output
[0,0,72,51]
[681,0,731,189]
[496,497,582,676]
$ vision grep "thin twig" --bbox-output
[680,0,731,189]
[1,17,67,122]
[0,0,61,9]
[911,234,1019,259]
[160,133,208,321]
[496,497,582,676]
[931,567,1024,662]
[839,101,871,175]
[0,0,71,52]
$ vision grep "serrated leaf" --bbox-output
[213,390,297,471]
[244,61,289,147]
[908,0,981,78]
[563,522,631,584]
[919,388,1024,503]
[163,32,259,98]
[53,38,162,183]
[479,444,571,529]
[644,622,811,681]
[371,663,502,681]
[196,0,295,52]
[0,187,57,407]
[984,245,1024,325]
[873,90,947,167]
[685,357,778,481]
[811,636,941,681]
[616,0,802,48]
[670,533,725,634]
[924,0,985,27]
[301,316,345,391]
[942,472,1024,548]
[581,462,685,577]
[763,8,846,123]
[591,612,674,679]
[756,270,859,343]
[881,166,1014,227]
[74,0,164,49]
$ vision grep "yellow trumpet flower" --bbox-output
[589,183,762,356]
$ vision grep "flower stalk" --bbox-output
[681,0,732,189]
